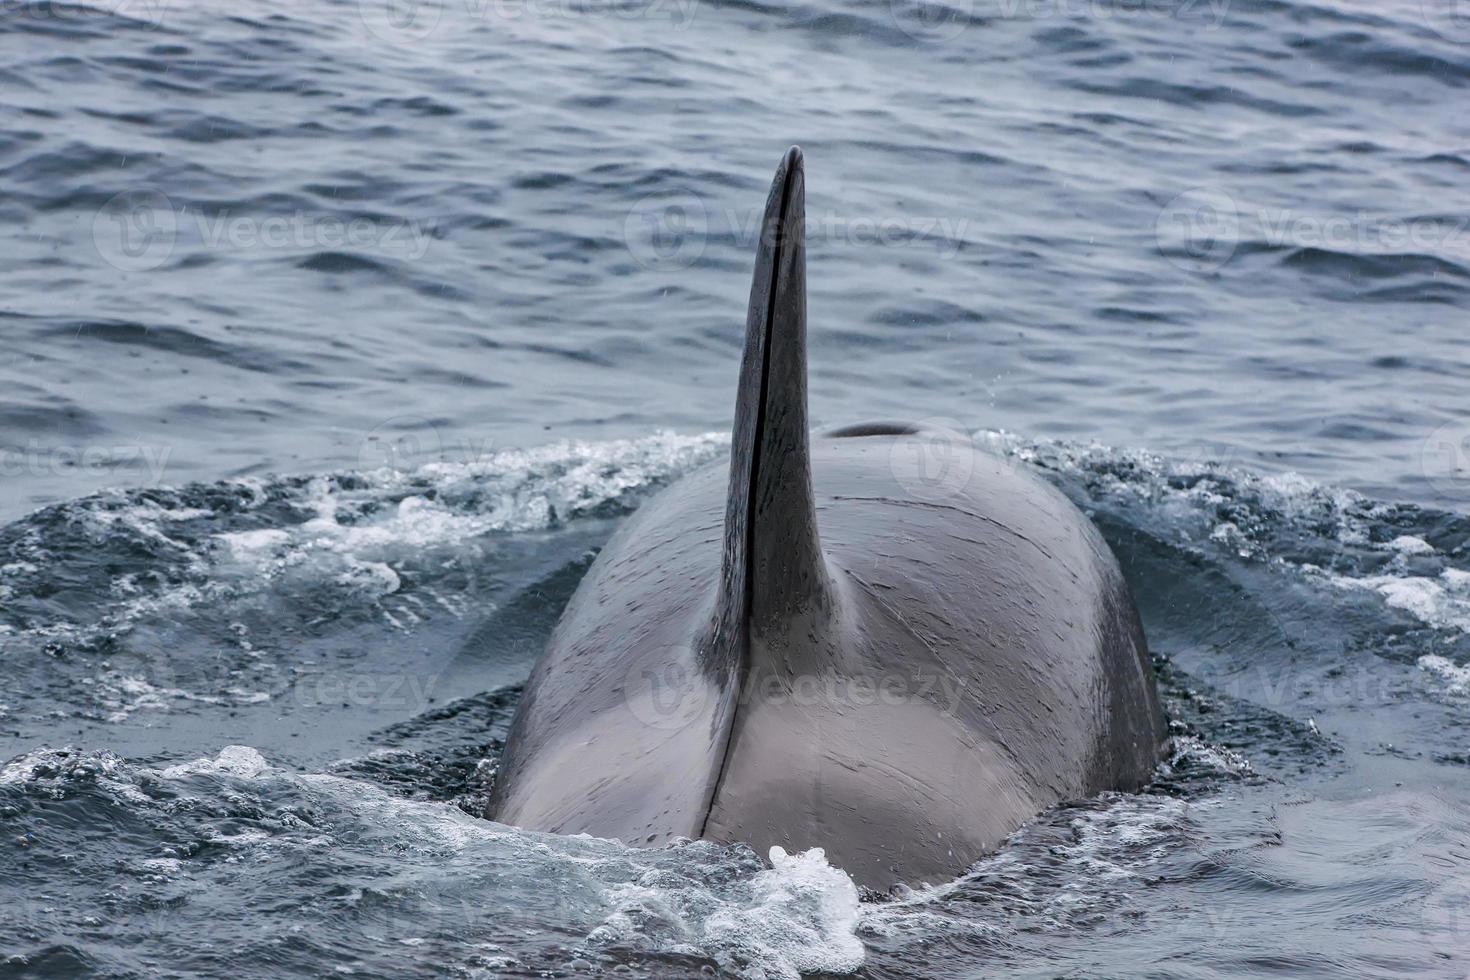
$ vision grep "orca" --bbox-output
[486,146,1166,889]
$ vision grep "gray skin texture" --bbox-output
[486,147,1167,890]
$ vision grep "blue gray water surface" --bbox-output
[2,0,1470,977]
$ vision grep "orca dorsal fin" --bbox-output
[717,146,829,638]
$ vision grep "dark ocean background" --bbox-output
[3,0,1470,977]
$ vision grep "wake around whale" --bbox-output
[486,147,1167,889]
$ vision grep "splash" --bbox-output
[0,431,726,721]
[0,745,864,979]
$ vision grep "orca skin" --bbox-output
[486,147,1167,889]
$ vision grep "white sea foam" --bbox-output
[1162,734,1256,777]
[218,527,292,555]
[160,744,270,779]
[583,844,864,980]
[200,432,727,631]
[4,432,728,720]
[697,846,865,979]
[988,429,1377,561]
[861,791,1192,942]
[1418,654,1470,696]
[94,674,223,723]
[117,747,865,979]
[1052,795,1190,882]
[219,431,726,571]
[989,431,1470,704]
[1385,534,1434,555]
[1322,567,1470,633]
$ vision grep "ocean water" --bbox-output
[3,0,1470,977]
